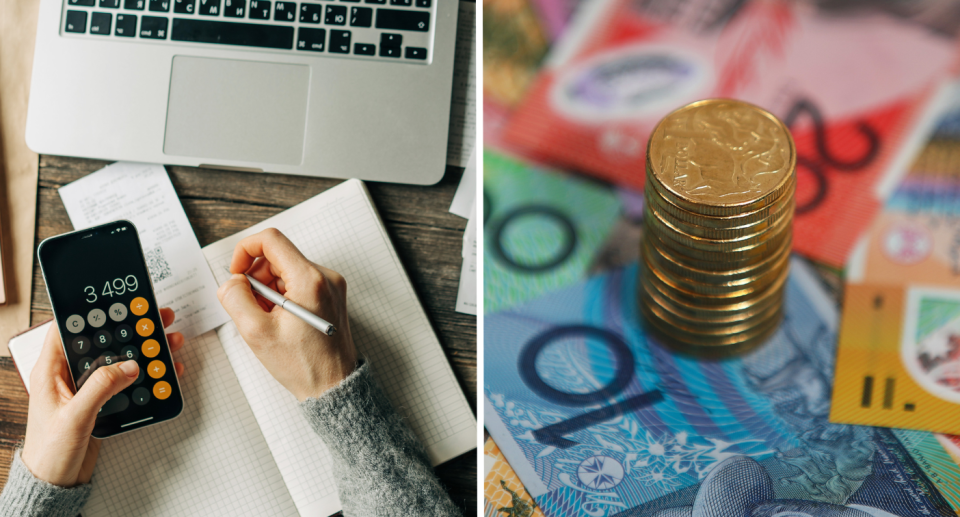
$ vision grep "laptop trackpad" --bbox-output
[164,56,309,166]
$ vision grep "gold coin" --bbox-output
[639,274,786,324]
[643,229,792,272]
[640,300,783,347]
[645,200,793,253]
[639,275,785,324]
[641,246,787,296]
[641,260,789,306]
[644,177,795,230]
[643,293,783,335]
[642,302,782,352]
[646,186,795,241]
[646,221,791,263]
[646,99,796,216]
[642,237,791,285]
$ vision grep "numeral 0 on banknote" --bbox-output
[518,325,664,449]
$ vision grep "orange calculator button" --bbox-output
[142,339,160,358]
[136,318,154,337]
[130,297,149,316]
[153,381,172,400]
[147,360,166,379]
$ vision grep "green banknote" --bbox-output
[483,151,621,313]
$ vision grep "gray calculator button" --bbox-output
[94,329,113,348]
[132,387,150,405]
[71,335,91,355]
[115,324,134,343]
[120,345,138,361]
[134,367,145,385]
[99,393,130,417]
[77,357,95,373]
[100,351,119,366]
[87,308,107,328]
[66,314,85,333]
[108,302,128,321]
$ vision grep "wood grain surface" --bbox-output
[0,155,478,513]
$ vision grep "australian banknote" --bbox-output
[501,0,959,266]
[831,87,960,436]
[485,258,960,516]
[485,437,546,517]
[483,151,621,313]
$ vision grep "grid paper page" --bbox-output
[83,331,298,516]
[204,179,476,516]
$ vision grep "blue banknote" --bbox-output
[484,151,622,314]
[485,258,960,517]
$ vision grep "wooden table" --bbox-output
[0,155,477,512]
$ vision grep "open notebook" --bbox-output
[9,179,476,516]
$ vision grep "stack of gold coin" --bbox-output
[639,99,796,353]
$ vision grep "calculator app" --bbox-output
[39,221,183,437]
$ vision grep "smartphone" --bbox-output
[38,220,183,438]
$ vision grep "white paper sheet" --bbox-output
[446,1,476,167]
[58,162,230,339]
[449,148,476,219]
[203,179,477,516]
[456,201,477,315]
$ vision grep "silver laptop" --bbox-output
[26,0,458,185]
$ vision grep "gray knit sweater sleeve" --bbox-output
[0,450,90,517]
[298,361,461,517]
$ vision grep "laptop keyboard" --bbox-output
[62,0,435,63]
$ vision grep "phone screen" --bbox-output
[38,220,184,438]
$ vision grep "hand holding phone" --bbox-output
[38,221,185,438]
[20,309,185,487]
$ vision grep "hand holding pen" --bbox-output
[216,228,358,401]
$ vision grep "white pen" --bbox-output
[236,270,337,336]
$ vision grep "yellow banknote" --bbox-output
[831,283,960,434]
[484,438,545,517]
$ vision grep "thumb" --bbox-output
[68,360,139,421]
[218,274,272,336]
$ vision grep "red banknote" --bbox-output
[502,0,959,266]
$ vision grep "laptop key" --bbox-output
[100,0,121,8]
[414,0,429,6]
[350,6,371,27]
[405,46,425,59]
[140,15,168,38]
[174,0,195,12]
[274,1,295,21]
[124,0,145,9]
[389,0,411,5]
[364,0,386,3]
[224,0,245,17]
[149,0,170,11]
[198,0,220,15]
[296,27,325,51]
[329,29,350,53]
[380,32,400,46]
[171,18,295,48]
[65,10,87,32]
[300,3,321,23]
[354,43,374,55]
[375,8,428,31]
[379,44,399,58]
[91,12,113,34]
[115,13,137,35]
[249,0,270,19]
[69,0,96,6]
[325,5,346,25]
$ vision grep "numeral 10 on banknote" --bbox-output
[518,325,663,448]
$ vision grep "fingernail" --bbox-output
[119,360,139,377]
